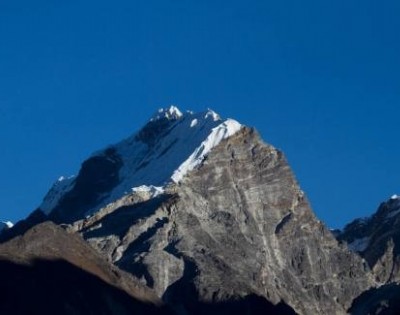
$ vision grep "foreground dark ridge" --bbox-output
[0,221,168,314]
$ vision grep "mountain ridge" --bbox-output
[39,107,242,223]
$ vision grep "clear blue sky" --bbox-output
[0,0,399,228]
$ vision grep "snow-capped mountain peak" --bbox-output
[39,108,243,220]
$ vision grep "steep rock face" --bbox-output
[169,128,372,314]
[67,127,372,314]
[0,221,168,315]
[338,196,400,284]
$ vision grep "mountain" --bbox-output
[0,106,392,314]
[338,195,400,284]
[337,195,400,314]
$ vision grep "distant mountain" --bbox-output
[1,106,396,314]
[336,195,400,314]
[338,195,400,283]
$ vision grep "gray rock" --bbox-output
[69,127,373,314]
[338,196,400,284]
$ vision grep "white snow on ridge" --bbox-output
[40,175,75,214]
[1,221,13,228]
[4,221,13,228]
[131,185,164,197]
[0,221,13,232]
[347,237,370,252]
[204,109,220,121]
[92,108,242,214]
[171,119,242,183]
[385,194,400,220]
[190,119,198,127]
[150,105,183,122]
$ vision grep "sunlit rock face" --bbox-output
[66,124,371,314]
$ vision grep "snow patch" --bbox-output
[4,221,13,228]
[2,221,13,228]
[190,119,198,127]
[150,105,183,122]
[205,109,220,121]
[348,237,370,252]
[386,195,400,219]
[0,221,13,232]
[171,119,242,182]
[131,185,164,198]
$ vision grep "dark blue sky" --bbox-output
[1,0,399,228]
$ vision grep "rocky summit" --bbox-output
[0,106,398,314]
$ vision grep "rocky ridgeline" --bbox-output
[337,196,400,314]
